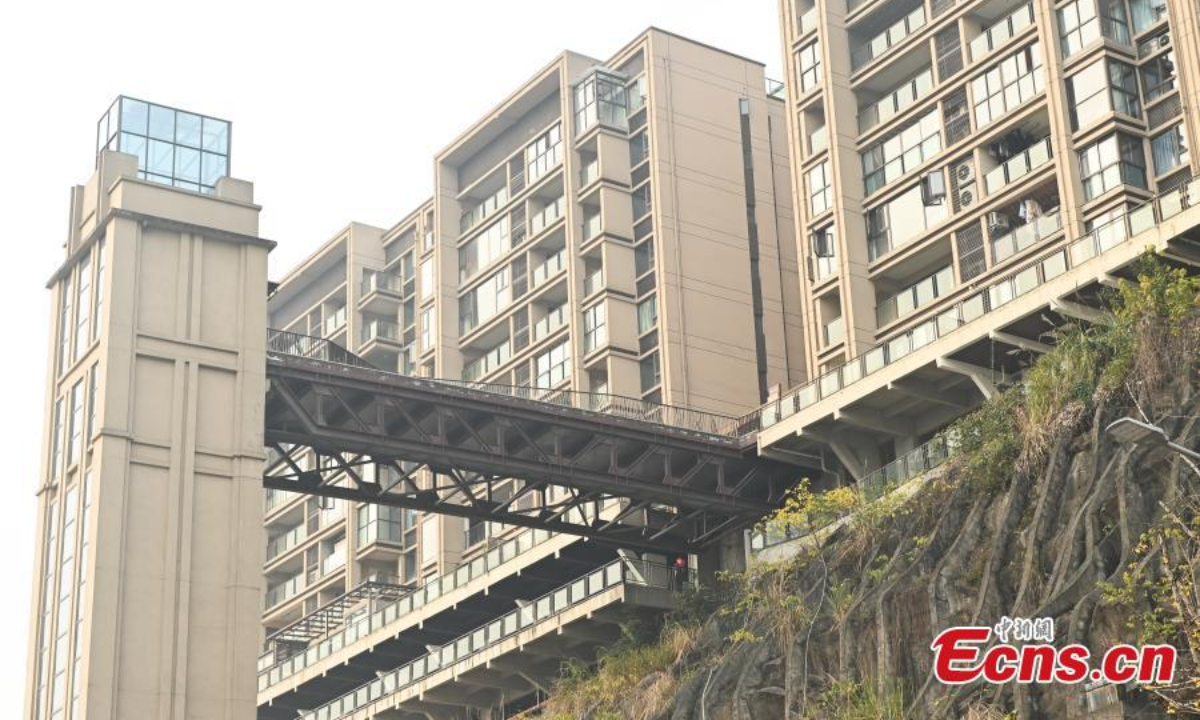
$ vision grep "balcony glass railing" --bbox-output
[851,6,926,71]
[750,435,952,552]
[532,305,568,342]
[766,78,786,100]
[266,525,307,562]
[322,549,346,576]
[859,69,934,133]
[531,249,566,287]
[361,272,403,296]
[969,2,1034,62]
[266,575,304,609]
[991,210,1063,264]
[530,197,563,235]
[323,307,347,337]
[583,269,604,297]
[361,319,401,344]
[580,161,599,187]
[813,254,837,281]
[755,173,1200,433]
[258,528,560,690]
[582,213,602,241]
[809,126,828,155]
[876,266,955,326]
[299,558,692,720]
[797,6,818,35]
[822,316,845,347]
[983,137,1053,195]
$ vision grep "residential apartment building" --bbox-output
[758,0,1200,487]
[257,27,803,718]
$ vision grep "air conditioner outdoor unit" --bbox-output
[987,211,1011,233]
[954,161,976,208]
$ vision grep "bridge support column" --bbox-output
[27,150,270,719]
[697,530,748,583]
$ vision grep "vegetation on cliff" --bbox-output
[529,255,1200,719]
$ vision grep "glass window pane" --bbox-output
[175,146,200,183]
[148,104,175,141]
[148,139,174,176]
[175,111,202,148]
[201,152,228,187]
[120,98,149,135]
[203,118,230,153]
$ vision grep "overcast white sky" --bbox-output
[0,0,780,710]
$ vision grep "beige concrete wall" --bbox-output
[29,149,270,720]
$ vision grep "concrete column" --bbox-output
[29,149,271,720]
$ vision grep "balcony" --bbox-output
[298,558,689,720]
[322,306,347,338]
[266,574,304,609]
[360,319,402,346]
[876,266,955,327]
[359,272,404,314]
[580,159,599,188]
[582,212,602,241]
[583,269,604,297]
[968,2,1035,62]
[530,197,564,236]
[991,210,1063,265]
[851,6,926,72]
[797,6,818,36]
[259,528,566,694]
[532,304,568,342]
[983,137,1053,196]
[322,547,346,577]
[266,525,307,563]
[858,68,934,134]
[766,78,786,101]
[531,249,566,288]
[822,316,845,347]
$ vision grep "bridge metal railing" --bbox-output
[266,329,757,439]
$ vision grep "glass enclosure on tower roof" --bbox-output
[96,96,230,194]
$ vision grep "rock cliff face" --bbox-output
[532,260,1200,720]
[659,393,1198,719]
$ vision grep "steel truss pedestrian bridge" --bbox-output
[263,331,821,553]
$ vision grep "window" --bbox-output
[1130,0,1167,34]
[629,132,650,166]
[68,474,92,719]
[357,504,404,545]
[458,217,509,282]
[535,340,570,388]
[57,275,72,376]
[92,237,106,340]
[49,397,64,482]
[97,97,230,192]
[862,109,942,195]
[1140,49,1176,102]
[812,225,838,280]
[68,380,84,467]
[51,484,78,718]
[797,41,821,92]
[420,307,435,351]
[1150,124,1189,177]
[971,43,1044,128]
[87,364,98,439]
[1058,0,1129,57]
[865,182,949,260]
[459,268,510,334]
[74,255,91,361]
[419,259,434,300]
[637,295,658,335]
[807,161,832,215]
[862,69,935,131]
[526,124,562,183]
[1067,58,1140,130]
[1079,132,1147,200]
[583,303,607,352]
[635,241,655,276]
[633,183,653,218]
[574,71,628,133]
[640,351,661,391]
